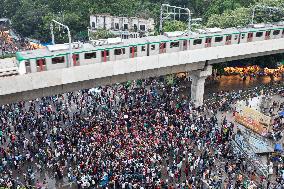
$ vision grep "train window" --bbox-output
[215,36,223,42]
[170,41,179,48]
[273,30,280,35]
[115,49,122,55]
[193,39,202,45]
[256,32,263,37]
[141,46,146,51]
[241,34,245,39]
[84,52,96,59]
[114,48,126,55]
[36,59,46,66]
[151,44,155,50]
[52,56,65,64]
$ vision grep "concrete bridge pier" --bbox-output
[190,65,212,106]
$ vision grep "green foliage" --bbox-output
[90,29,115,40]
[163,20,187,32]
[207,8,251,28]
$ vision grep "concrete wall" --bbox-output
[1,38,284,104]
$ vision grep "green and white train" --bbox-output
[16,22,284,75]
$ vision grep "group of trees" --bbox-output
[2,0,284,41]
[1,0,284,67]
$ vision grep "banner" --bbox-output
[235,113,268,136]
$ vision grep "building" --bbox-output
[89,14,155,39]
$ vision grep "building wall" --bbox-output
[90,14,155,38]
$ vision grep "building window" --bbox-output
[215,36,223,42]
[124,24,128,30]
[273,30,280,35]
[91,22,96,29]
[193,39,202,45]
[84,52,96,59]
[115,23,119,30]
[256,32,263,37]
[140,25,146,31]
[134,24,137,31]
[170,41,179,48]
[151,44,155,50]
[36,59,46,66]
[52,56,65,64]
[141,46,146,51]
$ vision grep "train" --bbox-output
[15,22,284,75]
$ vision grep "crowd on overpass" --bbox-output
[0,31,41,57]
[0,76,283,188]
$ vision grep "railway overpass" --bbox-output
[0,38,284,105]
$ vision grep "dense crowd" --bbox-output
[0,31,40,56]
[0,77,283,189]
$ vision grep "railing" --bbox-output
[231,137,268,177]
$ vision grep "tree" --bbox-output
[163,20,187,32]
[207,7,251,28]
[89,29,115,40]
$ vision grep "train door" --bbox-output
[147,44,150,56]
[72,54,80,66]
[265,30,271,40]
[101,50,110,62]
[130,46,137,58]
[25,60,31,73]
[159,43,166,54]
[247,32,253,42]
[205,37,212,48]
[225,35,232,45]
[36,59,46,72]
[183,40,187,51]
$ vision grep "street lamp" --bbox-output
[50,19,73,67]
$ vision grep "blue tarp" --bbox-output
[41,42,53,46]
[275,143,282,151]
[100,175,109,187]
[279,111,284,117]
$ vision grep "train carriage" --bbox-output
[15,22,284,75]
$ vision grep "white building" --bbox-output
[89,14,155,39]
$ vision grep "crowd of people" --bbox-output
[0,30,41,57]
[0,76,283,189]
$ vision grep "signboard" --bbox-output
[235,113,268,135]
